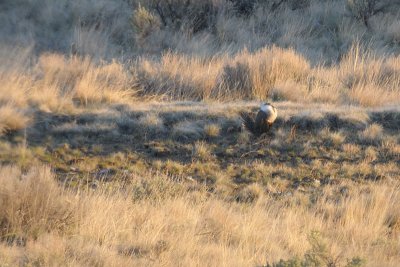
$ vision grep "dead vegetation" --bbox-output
[1,0,400,109]
[0,101,399,267]
[0,162,399,266]
[1,0,400,265]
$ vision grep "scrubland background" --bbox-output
[2,0,400,112]
[0,0,400,266]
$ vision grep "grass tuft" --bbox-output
[192,141,213,161]
[0,104,30,135]
[204,123,221,138]
[359,123,383,144]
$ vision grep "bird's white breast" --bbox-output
[260,104,277,123]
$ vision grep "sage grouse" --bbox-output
[240,103,277,136]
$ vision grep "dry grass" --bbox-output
[1,1,400,265]
[0,164,399,266]
[0,166,73,241]
[135,47,312,101]
[0,52,135,116]
[138,112,165,135]
[135,52,224,100]
[359,123,384,143]
[1,44,399,108]
[172,120,204,140]
[0,104,30,135]
[0,101,398,266]
[36,54,134,107]
[323,129,346,147]
[192,141,214,161]
[204,123,221,138]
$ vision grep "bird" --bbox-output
[240,102,278,136]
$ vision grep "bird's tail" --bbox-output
[240,112,255,135]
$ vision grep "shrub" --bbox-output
[219,61,252,99]
[266,231,366,267]
[386,20,400,45]
[287,0,310,10]
[142,0,220,34]
[346,0,377,27]
[229,0,256,16]
[131,5,161,41]
[271,81,306,102]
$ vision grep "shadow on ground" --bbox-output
[1,103,399,191]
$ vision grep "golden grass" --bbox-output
[0,53,136,114]
[0,166,73,240]
[0,74,30,108]
[204,123,221,138]
[0,43,400,108]
[135,47,312,101]
[359,123,384,143]
[0,47,391,115]
[0,101,398,265]
[136,52,224,100]
[348,84,400,107]
[135,44,400,104]
[192,141,213,161]
[0,104,30,135]
[0,165,399,266]
[74,60,133,105]
[2,1,400,265]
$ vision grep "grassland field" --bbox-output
[1,101,399,266]
[1,0,400,266]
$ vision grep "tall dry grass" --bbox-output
[0,104,30,135]
[134,47,316,101]
[125,44,400,104]
[0,44,399,137]
[0,48,135,119]
[1,0,400,138]
[0,165,399,266]
[1,44,399,119]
